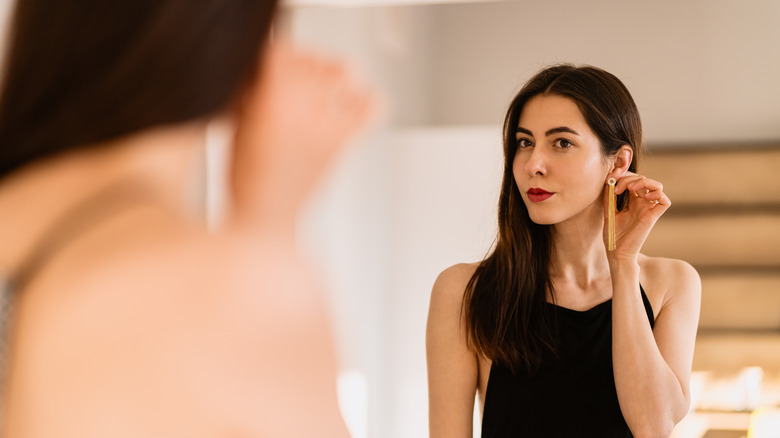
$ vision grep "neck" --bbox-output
[0,121,208,275]
[549,200,610,289]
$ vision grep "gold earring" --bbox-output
[607,177,616,251]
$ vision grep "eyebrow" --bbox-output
[515,126,581,137]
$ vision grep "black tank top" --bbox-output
[481,286,654,438]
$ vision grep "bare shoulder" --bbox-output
[19,224,335,366]
[183,233,328,319]
[427,262,480,349]
[431,262,480,303]
[638,254,700,290]
[99,228,326,323]
[128,232,336,360]
[11,228,345,436]
[38,227,326,326]
[638,254,701,311]
[427,262,483,431]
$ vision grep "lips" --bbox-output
[527,188,554,203]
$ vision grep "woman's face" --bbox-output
[512,94,611,225]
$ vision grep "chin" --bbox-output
[522,198,570,225]
[526,210,559,225]
[528,216,557,226]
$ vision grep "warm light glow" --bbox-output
[748,407,780,438]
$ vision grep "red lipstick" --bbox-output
[527,188,553,203]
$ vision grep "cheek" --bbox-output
[580,151,611,180]
[559,158,609,197]
[511,155,523,182]
[580,161,611,197]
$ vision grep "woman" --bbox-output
[0,0,374,436]
[426,65,700,437]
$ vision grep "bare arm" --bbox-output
[606,171,701,437]
[610,258,701,438]
[426,264,480,438]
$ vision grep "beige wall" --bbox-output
[291,0,780,142]
[423,0,780,144]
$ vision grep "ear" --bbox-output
[608,145,633,179]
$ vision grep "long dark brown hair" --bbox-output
[0,0,277,179]
[463,64,643,374]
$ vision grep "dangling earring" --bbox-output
[607,177,616,251]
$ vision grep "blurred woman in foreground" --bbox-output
[0,1,375,436]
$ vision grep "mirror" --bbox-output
[285,1,780,437]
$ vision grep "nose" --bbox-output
[524,146,547,176]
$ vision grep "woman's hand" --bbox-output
[230,40,377,234]
[604,171,671,262]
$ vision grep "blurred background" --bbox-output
[282,0,780,437]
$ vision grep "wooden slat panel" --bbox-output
[643,214,780,266]
[693,332,780,373]
[699,274,780,330]
[642,147,780,205]
[643,147,780,375]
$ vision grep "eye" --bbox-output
[517,138,534,148]
[554,138,574,149]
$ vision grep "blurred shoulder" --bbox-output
[26,222,329,342]
[134,232,343,435]
[11,227,343,436]
[139,230,329,326]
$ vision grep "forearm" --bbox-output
[610,260,687,437]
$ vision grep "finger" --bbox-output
[625,180,663,200]
[644,190,665,201]
[629,187,670,210]
[612,173,642,195]
[626,177,663,196]
[653,192,672,208]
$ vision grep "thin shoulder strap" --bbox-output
[639,284,655,328]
